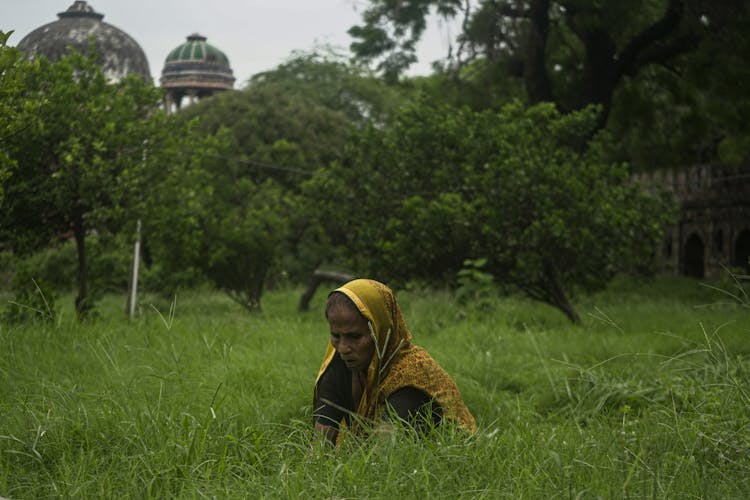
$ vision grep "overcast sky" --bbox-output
[2,0,461,86]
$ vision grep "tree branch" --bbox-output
[615,0,687,79]
[524,0,553,103]
[626,33,701,75]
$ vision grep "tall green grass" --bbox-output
[1,276,748,498]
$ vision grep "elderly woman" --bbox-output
[313,278,476,445]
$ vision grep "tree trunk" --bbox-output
[73,213,91,320]
[298,270,354,312]
[545,264,581,324]
[568,0,690,131]
[524,0,553,104]
[552,292,581,324]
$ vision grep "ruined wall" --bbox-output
[633,165,750,279]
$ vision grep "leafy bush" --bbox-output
[2,263,57,324]
[455,258,497,310]
[305,99,675,322]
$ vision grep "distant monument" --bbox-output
[161,33,235,112]
[635,164,750,278]
[16,0,151,82]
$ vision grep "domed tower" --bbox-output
[16,0,151,82]
[161,33,235,112]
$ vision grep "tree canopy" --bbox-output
[349,0,749,167]
[0,43,166,317]
[0,31,38,208]
[180,51,407,185]
[304,99,672,322]
[178,52,412,283]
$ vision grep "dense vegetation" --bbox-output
[350,0,750,167]
[0,39,670,322]
[304,100,672,322]
[3,1,749,321]
[0,277,748,497]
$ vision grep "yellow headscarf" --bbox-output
[315,279,476,434]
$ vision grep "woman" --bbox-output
[313,278,476,445]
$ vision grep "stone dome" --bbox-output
[161,33,235,92]
[16,1,151,82]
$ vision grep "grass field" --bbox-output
[1,276,748,498]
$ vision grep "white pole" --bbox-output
[129,219,141,319]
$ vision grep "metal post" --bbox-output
[128,219,142,319]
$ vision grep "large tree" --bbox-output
[605,9,750,167]
[133,123,296,312]
[180,51,407,185]
[0,45,163,318]
[179,52,410,281]
[349,0,746,132]
[304,99,672,322]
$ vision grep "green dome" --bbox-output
[160,33,235,95]
[165,33,230,66]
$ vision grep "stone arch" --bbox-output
[684,233,705,278]
[714,228,724,253]
[733,229,750,272]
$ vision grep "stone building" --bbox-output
[634,164,750,279]
[16,0,151,82]
[160,33,235,112]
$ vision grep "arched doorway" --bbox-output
[733,229,750,272]
[684,233,705,278]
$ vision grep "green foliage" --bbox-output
[348,0,463,82]
[0,237,144,303]
[133,120,222,295]
[0,42,164,318]
[180,51,405,188]
[201,179,293,311]
[178,51,411,283]
[135,125,293,311]
[0,251,14,290]
[305,99,674,322]
[5,244,77,292]
[608,9,750,169]
[455,258,496,309]
[0,38,290,314]
[409,59,527,112]
[248,50,405,128]
[0,30,40,207]
[180,84,349,186]
[349,1,750,167]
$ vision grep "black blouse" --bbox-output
[313,354,442,431]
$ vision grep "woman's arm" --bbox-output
[385,387,442,429]
[314,422,338,446]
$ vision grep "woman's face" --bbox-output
[327,305,376,373]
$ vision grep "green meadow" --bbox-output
[1,276,748,498]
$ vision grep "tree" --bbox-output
[349,0,746,132]
[0,44,163,318]
[180,51,407,186]
[123,118,220,295]
[304,99,672,322]
[179,52,410,281]
[200,178,292,311]
[132,123,294,312]
[247,50,405,128]
[606,9,750,168]
[0,31,40,208]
